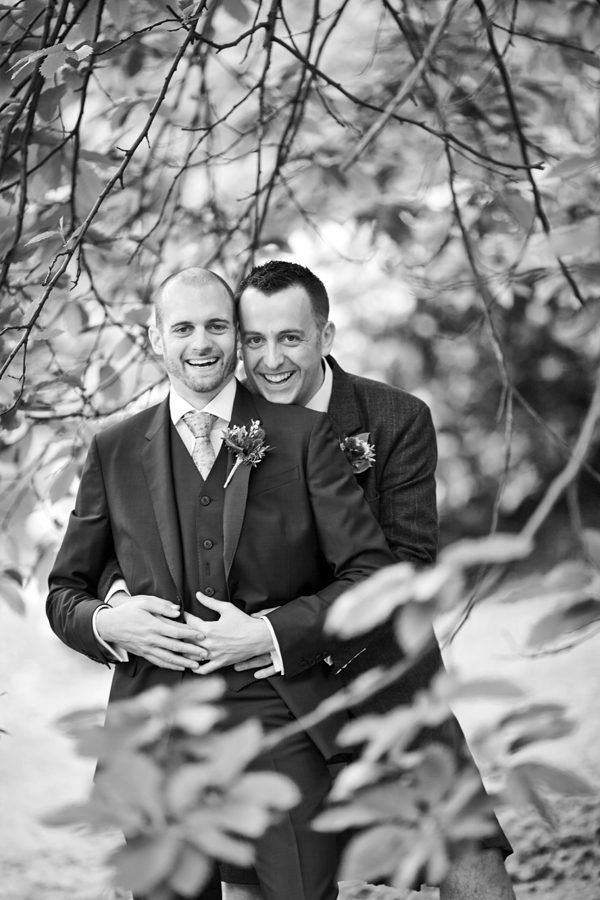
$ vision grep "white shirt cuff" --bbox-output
[105,578,130,605]
[92,605,129,663]
[260,616,284,674]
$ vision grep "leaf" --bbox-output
[415,744,456,804]
[339,825,405,882]
[41,48,76,80]
[0,576,26,615]
[326,563,416,637]
[549,155,600,179]
[502,190,536,231]
[395,602,432,654]
[106,0,130,30]
[563,47,600,71]
[113,833,181,894]
[168,844,212,897]
[25,230,61,246]
[49,459,78,503]
[543,561,595,592]
[232,771,301,811]
[2,567,23,586]
[549,218,600,258]
[582,528,600,568]
[526,598,600,648]
[37,84,67,122]
[512,761,594,799]
[451,678,524,701]
[76,45,94,61]
[440,534,533,568]
[33,328,64,341]
[221,0,252,24]
[503,766,555,828]
[77,162,105,212]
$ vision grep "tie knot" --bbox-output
[183,410,216,440]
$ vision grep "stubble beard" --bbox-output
[166,351,237,396]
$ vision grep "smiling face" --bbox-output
[238,284,335,407]
[149,278,237,406]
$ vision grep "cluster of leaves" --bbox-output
[47,678,299,899]
[45,530,599,898]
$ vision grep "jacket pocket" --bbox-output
[248,465,300,497]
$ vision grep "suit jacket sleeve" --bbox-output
[266,414,395,678]
[327,401,438,673]
[378,402,438,567]
[46,436,116,664]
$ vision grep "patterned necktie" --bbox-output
[183,411,217,479]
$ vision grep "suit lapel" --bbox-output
[222,383,260,585]
[141,398,185,600]
[326,355,365,441]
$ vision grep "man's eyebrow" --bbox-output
[242,328,306,336]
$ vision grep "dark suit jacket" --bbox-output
[47,381,394,758]
[319,357,439,710]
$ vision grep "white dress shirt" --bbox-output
[94,375,283,671]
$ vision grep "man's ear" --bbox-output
[148,324,164,357]
[321,320,336,357]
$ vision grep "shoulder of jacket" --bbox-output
[94,403,162,445]
[345,370,430,417]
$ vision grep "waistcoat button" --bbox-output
[203,539,213,550]
[200,496,211,506]
[204,587,215,597]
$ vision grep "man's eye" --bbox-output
[282,335,301,344]
[245,336,263,346]
[209,325,227,332]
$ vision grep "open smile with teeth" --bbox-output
[186,357,219,368]
[261,372,295,385]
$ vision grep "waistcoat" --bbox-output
[170,421,254,691]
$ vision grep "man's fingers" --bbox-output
[140,596,181,617]
[195,592,227,612]
[253,665,277,679]
[194,658,226,675]
[234,654,272,671]
[147,649,201,670]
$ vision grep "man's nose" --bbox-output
[190,329,212,352]
[263,342,285,369]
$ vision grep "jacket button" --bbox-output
[300,660,307,669]
[200,496,211,506]
[204,587,215,597]
[203,540,213,549]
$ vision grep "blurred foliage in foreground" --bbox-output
[47,541,599,898]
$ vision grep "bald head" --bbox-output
[154,267,235,332]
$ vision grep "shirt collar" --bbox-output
[305,358,333,413]
[169,375,238,426]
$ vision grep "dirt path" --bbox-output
[1,588,599,900]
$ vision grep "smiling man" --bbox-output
[46,267,395,900]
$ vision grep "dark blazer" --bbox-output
[319,357,440,710]
[47,381,394,758]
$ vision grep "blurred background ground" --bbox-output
[1,526,600,900]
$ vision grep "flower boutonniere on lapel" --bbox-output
[340,432,376,474]
[222,419,272,487]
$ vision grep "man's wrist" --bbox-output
[95,604,116,643]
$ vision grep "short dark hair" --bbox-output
[154,267,234,331]
[235,260,330,329]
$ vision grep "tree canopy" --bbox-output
[1,0,600,618]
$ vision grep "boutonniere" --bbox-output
[340,432,376,474]
[222,419,272,487]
